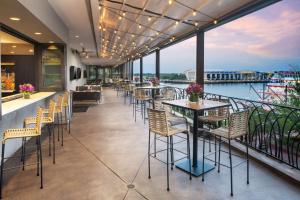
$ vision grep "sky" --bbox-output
[135,0,300,73]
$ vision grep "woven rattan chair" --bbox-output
[147,108,191,191]
[62,91,71,134]
[24,100,57,164]
[205,110,250,196]
[0,107,44,198]
[133,88,152,123]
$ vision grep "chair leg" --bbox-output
[187,133,192,180]
[68,106,71,134]
[47,125,51,156]
[0,142,6,199]
[167,136,170,191]
[148,130,151,179]
[170,136,174,170]
[21,137,24,162]
[246,136,249,184]
[36,137,39,176]
[154,133,157,157]
[38,136,43,189]
[60,113,64,146]
[214,136,217,166]
[218,137,221,173]
[52,124,56,164]
[202,136,205,182]
[22,138,26,171]
[57,113,60,142]
[229,139,233,196]
[134,100,137,122]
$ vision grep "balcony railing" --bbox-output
[166,86,300,170]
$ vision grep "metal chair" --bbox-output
[0,108,44,199]
[147,108,192,191]
[62,91,71,134]
[133,88,152,123]
[24,100,56,164]
[204,110,250,196]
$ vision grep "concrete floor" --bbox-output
[2,88,300,200]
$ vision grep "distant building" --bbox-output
[184,69,269,81]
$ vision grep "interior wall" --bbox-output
[66,46,86,91]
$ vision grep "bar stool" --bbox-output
[24,100,56,164]
[0,108,44,199]
[133,89,152,123]
[46,96,64,146]
[203,110,250,196]
[147,108,192,191]
[62,91,71,134]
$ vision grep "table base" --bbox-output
[176,159,215,177]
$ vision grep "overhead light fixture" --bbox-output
[29,49,34,53]
[168,0,172,5]
[117,36,121,40]
[194,22,198,26]
[99,26,102,29]
[10,51,15,54]
[175,21,179,25]
[131,34,135,38]
[114,30,117,34]
[10,17,20,21]
[156,32,159,36]
[75,35,79,38]
[12,45,17,48]
[122,12,126,16]
[103,28,106,31]
[49,41,54,43]
[34,32,42,35]
[148,17,152,21]
[98,5,101,10]
[118,16,122,20]
[192,11,196,16]
[48,45,58,50]
[138,24,142,29]
[214,19,218,25]
[150,37,154,41]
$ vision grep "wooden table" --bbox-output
[162,99,231,177]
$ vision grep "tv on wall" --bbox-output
[76,68,82,79]
[70,66,75,81]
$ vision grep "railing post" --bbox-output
[140,57,143,82]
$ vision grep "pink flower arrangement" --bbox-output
[19,83,35,94]
[186,83,203,95]
[150,77,160,86]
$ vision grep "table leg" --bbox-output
[175,110,215,177]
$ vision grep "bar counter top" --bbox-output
[2,92,55,116]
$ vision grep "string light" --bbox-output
[214,19,218,24]
[148,16,152,21]
[114,30,117,34]
[194,22,198,26]
[138,24,142,29]
[98,6,101,10]
[118,16,122,20]
[192,11,196,16]
[122,12,126,16]
[175,21,179,25]
[168,0,172,5]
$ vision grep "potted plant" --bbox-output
[19,83,35,99]
[150,77,160,87]
[186,83,203,103]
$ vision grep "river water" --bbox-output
[163,83,265,101]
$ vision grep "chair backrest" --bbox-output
[228,110,249,138]
[154,100,163,110]
[57,95,64,110]
[63,91,69,105]
[162,87,176,100]
[35,107,44,135]
[48,100,56,122]
[147,108,169,136]
[134,89,146,99]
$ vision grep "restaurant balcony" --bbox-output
[0,88,299,199]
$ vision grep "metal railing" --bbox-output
[164,86,300,170]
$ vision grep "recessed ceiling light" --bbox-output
[34,32,42,35]
[10,17,20,21]
[49,41,54,43]
[12,45,17,48]
[148,17,152,21]
[192,11,196,16]
[168,0,172,5]
[10,51,15,54]
[98,5,101,10]
[75,35,79,38]
[29,49,34,53]
[214,20,218,25]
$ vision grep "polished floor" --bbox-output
[2,88,300,200]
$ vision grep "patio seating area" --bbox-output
[2,88,299,200]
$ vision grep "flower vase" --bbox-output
[189,93,199,103]
[23,93,31,99]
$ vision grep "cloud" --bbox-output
[206,0,300,59]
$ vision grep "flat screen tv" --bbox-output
[70,66,75,81]
[76,68,82,79]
